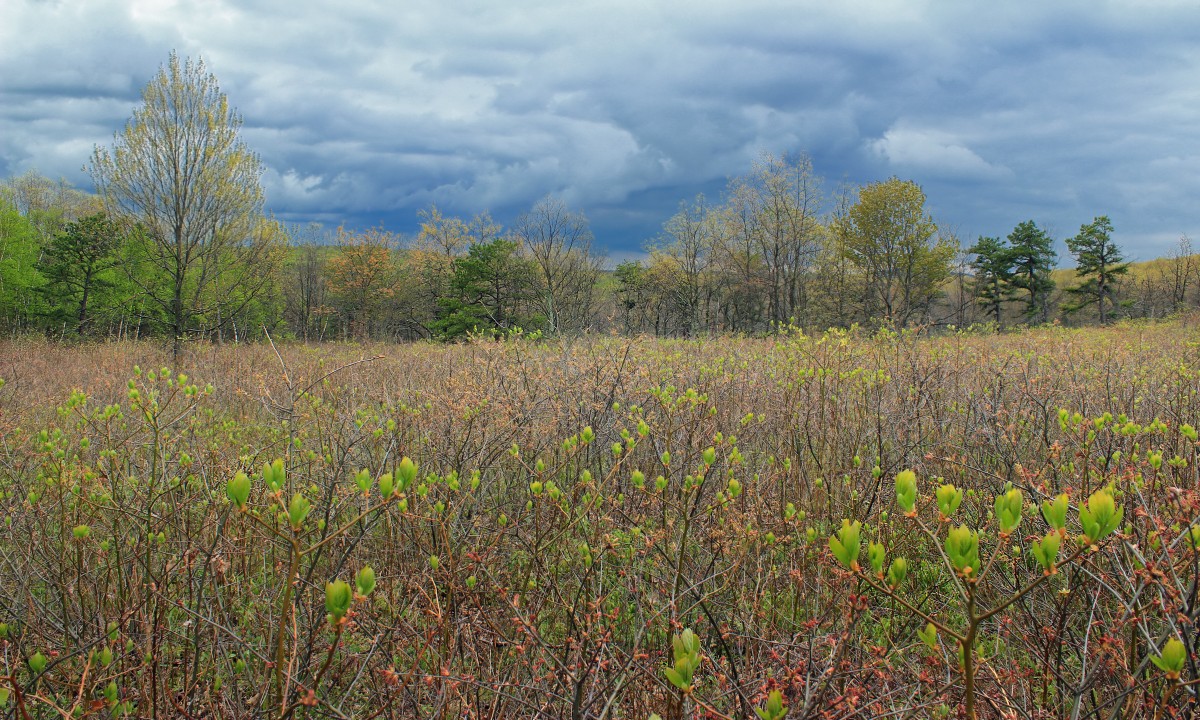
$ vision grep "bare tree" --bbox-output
[512,196,603,333]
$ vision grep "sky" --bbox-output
[1,0,1198,261]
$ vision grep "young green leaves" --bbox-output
[754,690,787,720]
[1150,638,1187,680]
[263,459,285,494]
[936,483,963,518]
[887,557,908,589]
[354,468,372,494]
[945,525,980,577]
[993,486,1023,536]
[663,628,702,693]
[868,541,886,576]
[287,493,310,531]
[1079,488,1123,546]
[226,471,251,509]
[895,470,918,515]
[1041,493,1069,535]
[1031,532,1061,575]
[28,651,47,674]
[396,456,418,492]
[355,565,376,597]
[325,580,353,623]
[917,623,938,651]
[829,520,862,571]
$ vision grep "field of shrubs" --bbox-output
[0,319,1197,719]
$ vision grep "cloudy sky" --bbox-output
[2,0,1198,260]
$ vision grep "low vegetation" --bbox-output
[0,318,1196,718]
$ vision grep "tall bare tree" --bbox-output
[512,196,603,333]
[724,153,823,328]
[649,195,720,335]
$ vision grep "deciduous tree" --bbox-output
[512,197,602,334]
[723,153,823,328]
[325,227,399,339]
[89,52,282,358]
[649,195,720,335]
[839,178,955,327]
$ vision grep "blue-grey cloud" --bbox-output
[2,0,1198,259]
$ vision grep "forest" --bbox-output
[4,161,1198,345]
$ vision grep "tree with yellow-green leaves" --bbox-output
[837,177,957,327]
[90,52,283,358]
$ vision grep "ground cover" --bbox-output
[0,320,1196,718]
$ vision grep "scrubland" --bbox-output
[0,319,1197,719]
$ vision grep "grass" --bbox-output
[0,318,1196,718]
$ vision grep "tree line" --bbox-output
[1,53,1197,346]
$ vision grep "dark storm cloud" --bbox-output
[2,0,1197,258]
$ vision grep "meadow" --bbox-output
[0,319,1197,719]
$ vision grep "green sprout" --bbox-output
[936,484,963,517]
[828,520,862,571]
[1079,488,1123,546]
[663,628,702,693]
[945,525,980,577]
[895,469,918,515]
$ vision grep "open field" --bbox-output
[0,320,1197,718]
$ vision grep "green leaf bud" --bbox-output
[397,457,418,491]
[828,519,862,571]
[287,493,311,531]
[755,689,787,720]
[1041,493,1069,533]
[1150,638,1187,679]
[226,471,251,509]
[354,468,371,494]
[895,470,918,514]
[936,484,963,517]
[1031,532,1061,574]
[355,565,376,597]
[1079,488,1123,545]
[28,651,47,674]
[944,524,980,577]
[325,580,352,621]
[887,557,908,589]
[994,487,1023,535]
[917,623,938,651]
[266,459,285,493]
[867,540,886,576]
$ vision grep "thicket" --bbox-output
[0,319,1196,718]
